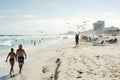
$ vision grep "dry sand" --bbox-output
[10,38,120,80]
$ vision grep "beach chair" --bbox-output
[92,40,105,46]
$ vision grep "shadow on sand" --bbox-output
[0,73,18,80]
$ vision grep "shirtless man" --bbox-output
[6,48,16,76]
[16,45,27,73]
[75,33,79,47]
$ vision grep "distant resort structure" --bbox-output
[93,20,120,36]
[93,20,105,32]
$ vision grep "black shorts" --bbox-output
[18,57,24,64]
[76,41,79,43]
[9,58,14,62]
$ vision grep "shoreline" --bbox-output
[1,37,120,80]
[0,38,62,78]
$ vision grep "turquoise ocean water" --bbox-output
[0,34,61,78]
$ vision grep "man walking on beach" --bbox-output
[75,33,79,47]
[16,44,27,73]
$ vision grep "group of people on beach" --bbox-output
[5,44,27,77]
[31,39,42,46]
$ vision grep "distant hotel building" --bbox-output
[93,20,105,31]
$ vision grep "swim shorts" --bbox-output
[18,57,24,64]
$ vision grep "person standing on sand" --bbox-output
[6,48,16,76]
[75,33,79,47]
[16,44,27,73]
[34,40,36,46]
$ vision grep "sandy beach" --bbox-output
[7,37,120,80]
[1,0,120,80]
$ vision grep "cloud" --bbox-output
[0,10,20,13]
[22,15,35,18]
[0,16,6,18]
[104,11,117,16]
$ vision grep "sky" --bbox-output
[0,0,120,35]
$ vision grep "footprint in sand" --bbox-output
[76,70,83,79]
[47,74,53,80]
[77,70,83,74]
[76,76,82,79]
[55,58,61,63]
[96,55,100,60]
[42,66,49,73]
